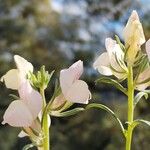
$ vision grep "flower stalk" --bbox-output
[40,88,50,150]
[126,66,134,150]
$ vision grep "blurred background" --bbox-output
[0,0,150,149]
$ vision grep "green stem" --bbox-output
[40,88,50,150]
[126,66,134,150]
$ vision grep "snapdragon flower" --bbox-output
[52,60,91,109]
[2,81,42,127]
[1,55,42,127]
[93,38,127,79]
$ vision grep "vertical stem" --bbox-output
[40,88,50,150]
[126,66,134,150]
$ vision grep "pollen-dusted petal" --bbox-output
[93,52,112,76]
[14,55,33,76]
[65,80,91,104]
[60,60,83,95]
[18,81,42,120]
[2,100,33,127]
[146,39,150,60]
[1,69,20,90]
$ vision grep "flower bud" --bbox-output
[123,10,145,65]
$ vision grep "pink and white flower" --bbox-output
[2,81,42,127]
[93,38,127,79]
[1,55,42,128]
[54,60,91,105]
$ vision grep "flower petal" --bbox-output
[1,69,20,90]
[18,81,42,120]
[60,60,83,95]
[146,39,150,60]
[65,80,91,104]
[2,100,33,127]
[93,52,112,76]
[136,67,150,90]
[14,55,33,76]
[18,130,28,138]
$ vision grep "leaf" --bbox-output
[22,144,35,150]
[131,119,150,129]
[50,107,85,117]
[86,103,125,136]
[96,77,127,95]
[134,92,148,108]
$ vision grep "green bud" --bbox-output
[28,66,54,90]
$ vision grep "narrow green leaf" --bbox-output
[86,103,125,136]
[134,92,148,108]
[96,77,127,95]
[131,119,150,129]
[50,107,85,117]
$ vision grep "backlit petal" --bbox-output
[60,60,83,95]
[65,80,91,104]
[93,52,112,76]
[2,100,33,127]
[1,69,20,90]
[14,55,33,77]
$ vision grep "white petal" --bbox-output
[65,80,91,104]
[93,52,112,76]
[1,69,20,90]
[105,38,116,56]
[18,130,28,138]
[60,60,83,95]
[146,39,150,60]
[2,100,33,127]
[18,81,42,119]
[14,55,33,77]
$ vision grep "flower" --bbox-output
[93,38,127,79]
[2,81,42,127]
[1,55,33,90]
[123,10,145,64]
[54,60,91,106]
[136,39,150,90]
